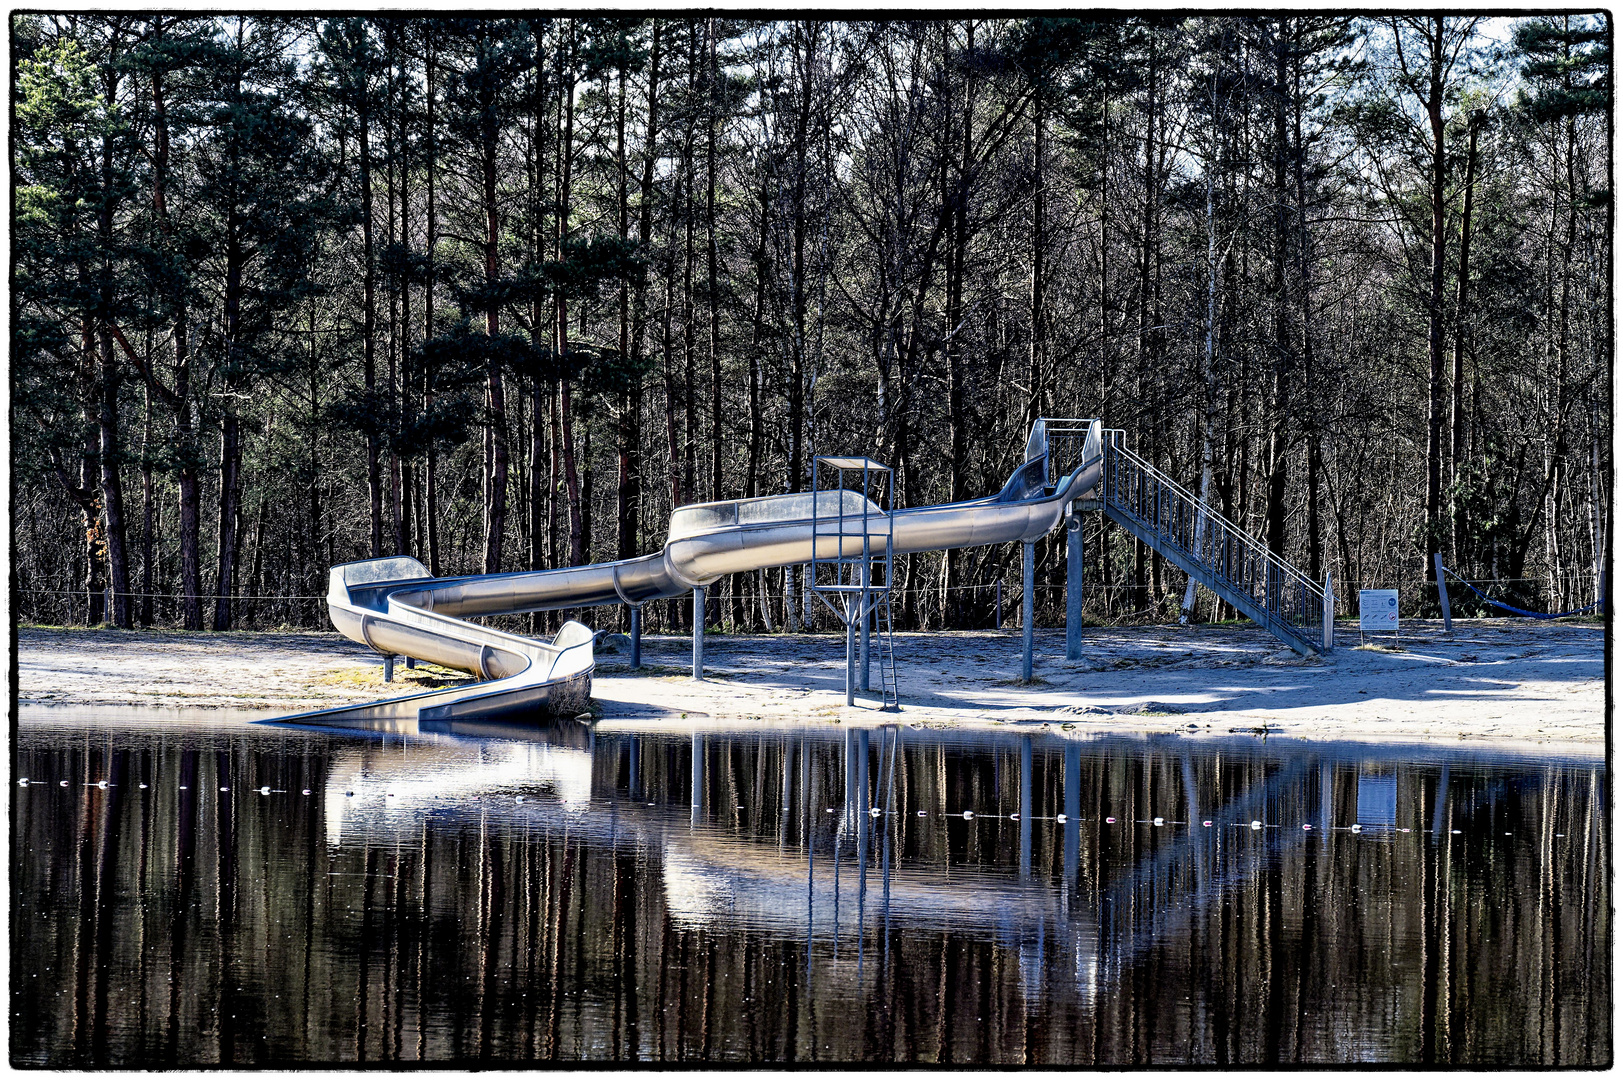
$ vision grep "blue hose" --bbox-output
[1441,565,1605,619]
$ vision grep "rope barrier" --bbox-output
[1440,565,1606,620]
[17,589,328,601]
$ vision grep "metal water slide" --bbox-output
[284,419,1107,724]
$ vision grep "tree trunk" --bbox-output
[1292,29,1324,584]
[139,381,155,626]
[1183,63,1223,625]
[424,38,441,576]
[1264,21,1291,560]
[1424,16,1448,584]
[706,19,723,505]
[97,330,131,628]
[482,38,509,575]
[214,177,246,631]
[94,62,131,629]
[557,27,584,567]
[391,25,410,558]
[151,54,204,630]
[361,95,383,559]
[615,58,639,567]
[943,21,974,627]
[1025,91,1046,431]
[1449,111,1481,563]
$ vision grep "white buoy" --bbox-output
[16,779,27,787]
[1153,816,1164,827]
[870,807,882,817]
[1350,824,1363,833]
[220,787,229,792]
[917,810,927,817]
[1302,824,1313,831]
[1250,820,1263,830]
[1202,820,1213,827]
[59,781,68,787]
[515,796,524,802]
[963,811,974,820]
[258,786,271,795]
[138,783,148,789]
[1010,813,1020,821]
[1056,814,1067,823]
[302,790,312,796]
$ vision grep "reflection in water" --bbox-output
[10,717,1608,1066]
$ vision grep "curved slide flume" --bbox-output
[279,421,1103,724]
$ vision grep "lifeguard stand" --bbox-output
[809,456,898,709]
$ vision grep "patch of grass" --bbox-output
[313,664,474,690]
[596,663,691,676]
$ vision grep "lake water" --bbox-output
[11,711,1608,1066]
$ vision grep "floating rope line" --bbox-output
[1442,565,1606,620]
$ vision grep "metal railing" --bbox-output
[1040,417,1103,487]
[1099,430,1326,648]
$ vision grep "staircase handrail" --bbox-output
[1100,430,1325,610]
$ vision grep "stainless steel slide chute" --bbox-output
[277,420,1106,724]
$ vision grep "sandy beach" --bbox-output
[16,617,1605,750]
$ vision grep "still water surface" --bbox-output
[11,713,1608,1066]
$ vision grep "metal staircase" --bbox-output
[1068,426,1331,656]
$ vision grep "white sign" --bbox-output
[1359,589,1399,631]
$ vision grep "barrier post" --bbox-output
[382,654,394,682]
[1434,553,1452,633]
[1323,573,1335,652]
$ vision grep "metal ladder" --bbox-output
[874,593,899,711]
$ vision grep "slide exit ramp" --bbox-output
[1078,427,1330,656]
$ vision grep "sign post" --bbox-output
[1358,588,1400,646]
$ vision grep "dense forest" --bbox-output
[11,15,1610,635]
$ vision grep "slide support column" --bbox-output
[692,586,705,680]
[1022,542,1035,682]
[845,597,857,707]
[630,606,642,670]
[1066,510,1084,660]
[860,559,871,691]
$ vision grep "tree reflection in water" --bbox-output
[11,716,1608,1066]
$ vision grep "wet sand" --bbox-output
[16,618,1604,751]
